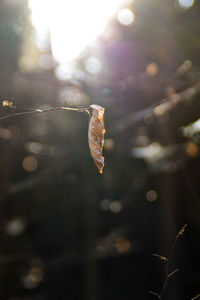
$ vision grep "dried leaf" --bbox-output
[88,105,105,173]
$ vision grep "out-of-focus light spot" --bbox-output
[85,57,102,74]
[154,102,170,116]
[178,0,194,8]
[133,142,162,159]
[26,142,43,154]
[55,64,75,80]
[146,190,158,202]
[22,267,44,289]
[181,118,200,137]
[115,237,131,254]
[185,142,198,157]
[4,218,26,236]
[110,201,122,213]
[133,144,177,171]
[154,106,164,116]
[104,138,115,151]
[146,62,158,77]
[22,156,38,172]
[178,60,192,74]
[118,9,134,25]
[99,199,111,211]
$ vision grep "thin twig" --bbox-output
[0,106,90,120]
[167,268,179,278]
[191,293,200,300]
[150,224,187,299]
[152,254,167,261]
[149,291,160,298]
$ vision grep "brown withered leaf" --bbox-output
[88,105,105,174]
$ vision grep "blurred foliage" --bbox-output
[0,0,200,300]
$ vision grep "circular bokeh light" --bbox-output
[22,156,38,172]
[85,57,102,74]
[118,9,134,26]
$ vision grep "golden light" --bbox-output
[115,237,131,254]
[146,62,159,77]
[185,142,198,158]
[29,0,130,64]
[22,267,44,289]
[22,156,38,172]
[104,138,115,151]
[146,190,158,202]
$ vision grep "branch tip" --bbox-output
[153,254,167,261]
[152,224,188,299]
[148,291,160,299]
[177,224,187,237]
[191,293,200,300]
[168,268,179,278]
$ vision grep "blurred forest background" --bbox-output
[0,0,200,299]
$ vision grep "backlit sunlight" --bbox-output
[29,0,131,64]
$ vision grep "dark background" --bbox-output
[0,0,200,299]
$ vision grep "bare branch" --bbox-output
[152,254,167,261]
[0,106,90,120]
[151,224,187,299]
[167,268,179,278]
[149,291,160,299]
[191,293,200,300]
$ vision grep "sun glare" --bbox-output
[29,0,129,64]
[178,0,194,8]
